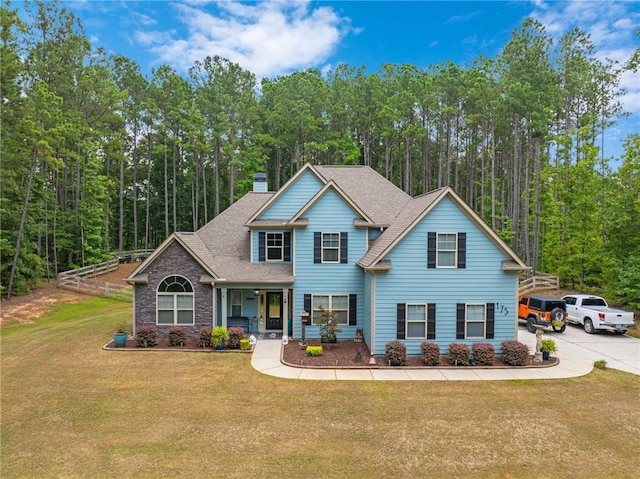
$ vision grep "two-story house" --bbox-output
[126,164,528,356]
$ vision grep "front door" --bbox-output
[266,292,283,330]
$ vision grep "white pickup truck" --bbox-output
[562,294,635,334]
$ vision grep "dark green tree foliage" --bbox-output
[1,2,636,305]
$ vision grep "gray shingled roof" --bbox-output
[196,192,294,283]
[314,165,411,225]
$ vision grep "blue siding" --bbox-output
[372,197,519,356]
[291,189,366,340]
[260,170,323,219]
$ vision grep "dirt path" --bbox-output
[0,263,138,326]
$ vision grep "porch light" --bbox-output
[254,289,260,296]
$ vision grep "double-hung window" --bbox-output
[465,304,486,338]
[230,290,242,317]
[266,232,284,261]
[428,232,466,268]
[437,233,457,267]
[456,303,495,339]
[406,304,427,338]
[322,233,340,263]
[311,294,349,325]
[396,303,436,340]
[157,275,194,325]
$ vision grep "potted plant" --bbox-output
[211,326,227,350]
[316,307,341,343]
[541,338,557,360]
[114,323,129,348]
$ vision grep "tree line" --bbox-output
[1,0,638,307]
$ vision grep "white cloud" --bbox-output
[136,0,351,79]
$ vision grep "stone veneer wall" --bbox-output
[134,241,213,339]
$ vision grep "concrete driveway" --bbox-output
[518,322,640,376]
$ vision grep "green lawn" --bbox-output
[2,297,639,478]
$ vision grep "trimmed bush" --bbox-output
[501,340,529,366]
[447,343,470,366]
[239,338,251,351]
[226,326,245,350]
[135,325,158,348]
[198,327,212,348]
[472,343,495,366]
[167,326,187,346]
[306,345,323,356]
[420,341,441,366]
[385,340,407,366]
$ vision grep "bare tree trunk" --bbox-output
[7,155,37,299]
[118,155,125,254]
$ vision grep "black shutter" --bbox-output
[349,294,357,326]
[397,303,406,339]
[456,303,465,339]
[259,232,266,262]
[304,294,311,314]
[340,232,348,263]
[314,232,321,263]
[486,303,495,339]
[283,232,291,262]
[427,303,436,340]
[427,232,436,268]
[457,233,466,269]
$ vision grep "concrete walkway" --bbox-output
[251,330,601,381]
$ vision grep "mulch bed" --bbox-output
[104,337,251,352]
[282,339,558,368]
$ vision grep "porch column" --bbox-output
[282,287,289,335]
[211,283,216,328]
[221,287,228,329]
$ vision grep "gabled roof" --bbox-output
[357,187,528,271]
[246,163,411,227]
[289,180,374,224]
[125,231,218,283]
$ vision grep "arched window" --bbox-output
[157,275,194,325]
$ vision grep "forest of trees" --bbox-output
[1,0,639,307]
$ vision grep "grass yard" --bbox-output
[1,297,639,479]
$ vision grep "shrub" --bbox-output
[211,326,227,348]
[594,359,607,369]
[198,327,212,348]
[385,340,406,366]
[167,326,187,346]
[420,341,441,366]
[306,345,323,356]
[472,343,495,366]
[239,338,251,351]
[135,325,158,348]
[501,340,529,366]
[448,343,470,366]
[226,326,245,349]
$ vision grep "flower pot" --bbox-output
[114,333,128,348]
[215,340,225,350]
[542,351,550,360]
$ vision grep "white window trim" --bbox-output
[266,232,284,262]
[406,303,427,339]
[436,232,458,268]
[321,232,341,264]
[465,303,486,339]
[156,275,194,326]
[311,293,349,325]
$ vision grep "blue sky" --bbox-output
[24,0,640,160]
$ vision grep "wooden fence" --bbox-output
[518,273,560,296]
[57,250,153,301]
